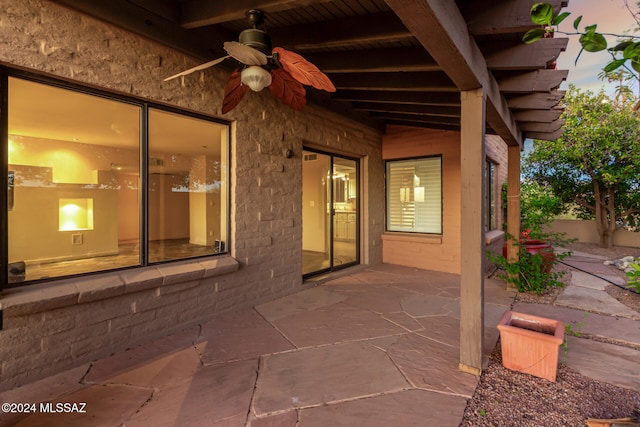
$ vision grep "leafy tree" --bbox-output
[524,1,640,100]
[523,86,640,248]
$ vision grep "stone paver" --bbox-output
[571,270,610,290]
[249,411,298,426]
[84,326,200,383]
[9,259,637,427]
[126,359,258,426]
[555,285,640,319]
[339,285,424,313]
[15,384,152,427]
[269,302,406,347]
[296,389,466,427]
[565,337,640,391]
[388,333,478,397]
[199,309,295,363]
[252,341,410,415]
[255,287,347,321]
[401,294,460,318]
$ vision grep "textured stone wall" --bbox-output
[0,0,384,390]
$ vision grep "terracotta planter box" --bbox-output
[497,310,564,382]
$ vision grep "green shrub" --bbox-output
[488,236,570,294]
[626,262,640,292]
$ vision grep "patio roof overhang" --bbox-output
[50,0,569,148]
[46,0,570,375]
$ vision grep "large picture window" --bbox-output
[4,74,229,285]
[386,157,442,234]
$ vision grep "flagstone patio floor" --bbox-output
[1,264,517,426]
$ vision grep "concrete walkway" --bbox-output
[0,265,515,427]
[2,258,638,426]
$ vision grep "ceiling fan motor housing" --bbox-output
[239,29,272,55]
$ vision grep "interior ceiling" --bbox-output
[50,0,570,145]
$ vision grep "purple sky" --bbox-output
[555,0,638,95]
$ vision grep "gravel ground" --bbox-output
[461,349,640,427]
[461,242,640,426]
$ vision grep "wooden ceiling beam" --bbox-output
[385,0,523,146]
[384,120,461,132]
[507,91,565,109]
[486,38,568,70]
[50,0,233,61]
[269,12,412,50]
[302,48,439,73]
[328,72,457,92]
[519,120,564,132]
[371,112,460,125]
[514,109,563,123]
[498,70,568,93]
[463,0,568,35]
[331,90,460,106]
[352,102,461,117]
[180,0,334,28]
[524,129,564,141]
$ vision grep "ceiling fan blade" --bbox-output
[273,47,336,93]
[269,69,306,111]
[164,55,230,81]
[224,41,268,66]
[222,68,250,114]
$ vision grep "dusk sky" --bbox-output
[555,0,639,95]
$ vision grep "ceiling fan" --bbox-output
[164,9,336,113]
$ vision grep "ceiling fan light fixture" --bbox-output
[241,66,272,92]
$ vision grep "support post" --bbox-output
[459,88,486,375]
[506,145,521,288]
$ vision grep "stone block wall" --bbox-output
[0,0,384,390]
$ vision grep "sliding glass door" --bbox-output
[302,149,358,277]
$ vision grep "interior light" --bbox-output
[241,66,272,92]
[59,198,94,231]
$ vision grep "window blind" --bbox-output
[386,157,442,234]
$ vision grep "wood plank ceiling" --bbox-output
[51,0,569,145]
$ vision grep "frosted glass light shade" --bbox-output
[241,66,272,92]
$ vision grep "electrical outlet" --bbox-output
[71,233,83,245]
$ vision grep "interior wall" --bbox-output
[8,165,119,263]
[148,173,190,241]
[117,173,140,242]
[7,136,130,262]
[302,153,329,253]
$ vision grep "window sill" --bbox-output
[485,230,505,245]
[0,255,239,316]
[382,232,443,244]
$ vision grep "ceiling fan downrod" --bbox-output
[240,10,272,54]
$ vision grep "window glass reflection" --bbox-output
[7,77,141,283]
[147,108,228,263]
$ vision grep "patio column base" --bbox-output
[458,363,482,376]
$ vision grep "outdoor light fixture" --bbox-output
[241,66,272,92]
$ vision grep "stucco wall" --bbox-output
[381,126,462,274]
[0,0,384,390]
[550,219,640,248]
[381,126,508,274]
